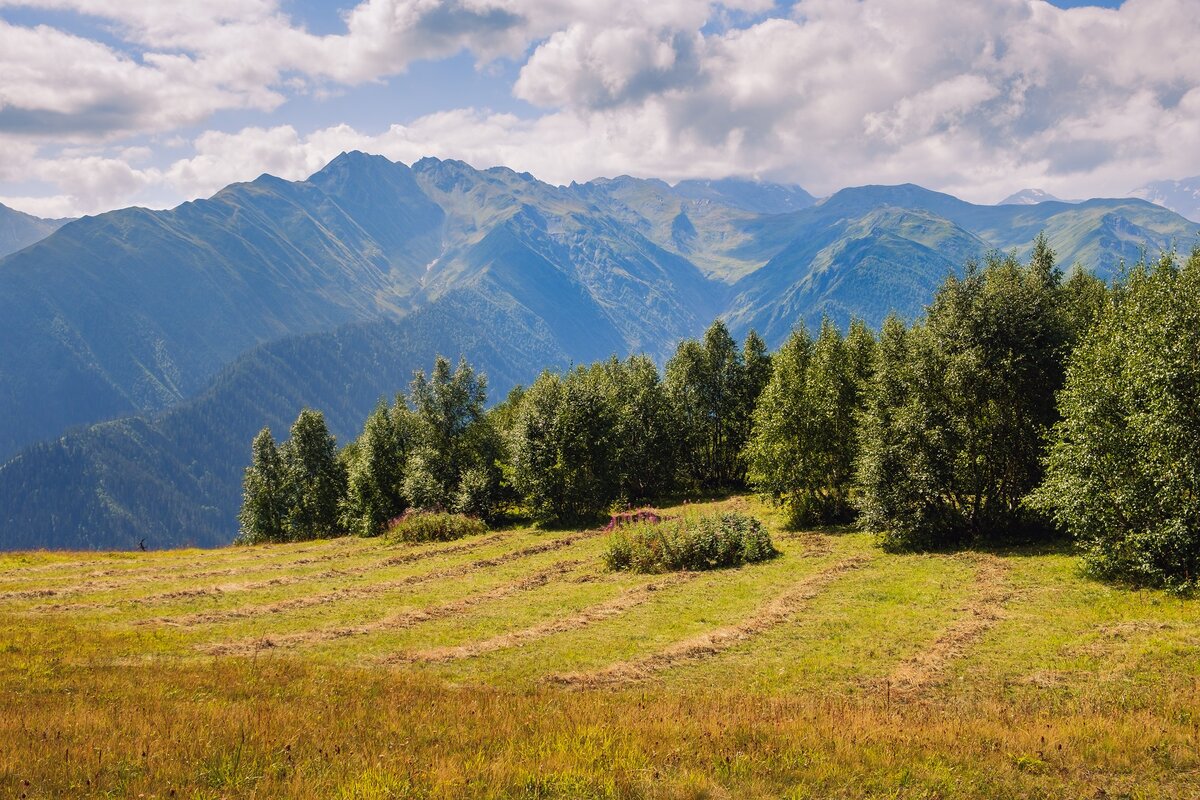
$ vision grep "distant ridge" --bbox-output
[1131,176,1200,223]
[671,177,816,214]
[0,201,71,258]
[998,188,1075,206]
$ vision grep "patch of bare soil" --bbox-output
[546,555,870,687]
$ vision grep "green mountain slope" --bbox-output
[0,157,444,461]
[0,291,566,550]
[727,184,1200,343]
[726,207,989,343]
[800,184,1196,276]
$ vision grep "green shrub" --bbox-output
[386,510,488,543]
[604,511,778,573]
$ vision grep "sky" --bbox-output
[1,0,1196,218]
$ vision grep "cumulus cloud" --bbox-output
[515,26,701,109]
[2,0,1200,216]
[0,19,279,139]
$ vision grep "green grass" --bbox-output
[2,496,1199,798]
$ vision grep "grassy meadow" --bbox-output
[1,496,1198,798]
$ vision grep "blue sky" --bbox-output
[2,0,1196,217]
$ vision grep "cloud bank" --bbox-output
[0,0,1197,216]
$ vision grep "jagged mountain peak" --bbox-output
[313,149,400,175]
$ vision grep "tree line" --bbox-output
[239,323,770,540]
[240,235,1200,589]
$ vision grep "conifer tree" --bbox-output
[237,427,288,543]
[508,371,565,521]
[736,329,773,474]
[404,355,499,515]
[342,399,412,536]
[744,326,816,521]
[282,409,346,540]
[854,317,954,548]
[598,355,679,501]
[746,319,867,524]
[845,318,877,392]
[805,318,863,520]
[741,329,773,412]
[1060,268,1110,341]
[1029,231,1062,289]
[664,338,708,487]
[665,320,748,487]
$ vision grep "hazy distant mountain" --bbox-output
[670,177,816,214]
[2,154,1199,548]
[0,202,70,257]
[1131,176,1200,223]
[999,188,1076,205]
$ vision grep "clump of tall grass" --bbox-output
[604,511,778,573]
[386,510,488,543]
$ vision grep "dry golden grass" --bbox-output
[2,496,1198,798]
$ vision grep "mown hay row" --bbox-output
[883,554,1013,696]
[202,560,584,656]
[22,533,512,608]
[143,529,608,626]
[388,572,702,664]
[0,537,372,584]
[546,555,870,687]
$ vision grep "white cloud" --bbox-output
[0,193,77,218]
[0,17,287,141]
[515,25,699,109]
[2,0,1200,216]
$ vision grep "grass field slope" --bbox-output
[2,497,1198,798]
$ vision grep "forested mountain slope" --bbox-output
[0,155,443,461]
[2,152,1198,548]
[726,184,1198,343]
[0,291,565,549]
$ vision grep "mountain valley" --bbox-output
[2,152,1198,548]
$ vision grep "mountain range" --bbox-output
[1132,176,1200,223]
[2,152,1198,549]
